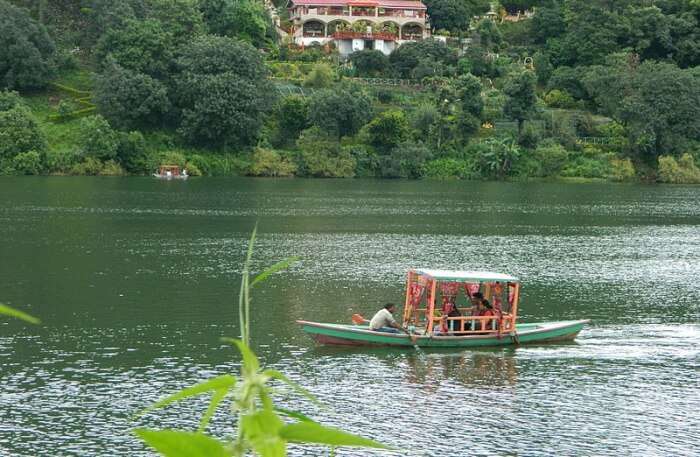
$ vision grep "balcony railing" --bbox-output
[332,31,398,41]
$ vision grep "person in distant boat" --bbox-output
[465,292,484,331]
[369,303,403,333]
[476,299,496,331]
[446,302,462,333]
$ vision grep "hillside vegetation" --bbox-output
[1,0,699,182]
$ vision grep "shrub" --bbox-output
[77,115,120,160]
[0,1,56,90]
[367,110,409,151]
[117,131,148,173]
[608,158,636,182]
[297,127,355,177]
[544,89,577,109]
[303,62,334,88]
[100,160,126,176]
[344,144,379,177]
[380,141,432,178]
[350,50,389,77]
[308,87,372,139]
[657,153,700,184]
[12,150,43,175]
[423,158,473,179]
[469,138,521,179]
[184,161,202,176]
[95,60,171,129]
[0,104,47,159]
[248,147,297,177]
[70,157,105,175]
[533,142,570,177]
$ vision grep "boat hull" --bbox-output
[297,320,589,348]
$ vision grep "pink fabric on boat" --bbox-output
[464,283,480,297]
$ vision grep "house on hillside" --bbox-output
[288,0,430,56]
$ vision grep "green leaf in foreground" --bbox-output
[135,429,231,457]
[138,375,237,417]
[250,256,300,288]
[221,337,260,375]
[279,422,390,449]
[274,407,317,423]
[241,409,286,457]
[0,303,40,324]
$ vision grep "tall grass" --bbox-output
[135,225,390,456]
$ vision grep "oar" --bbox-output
[351,313,367,325]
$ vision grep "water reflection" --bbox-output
[403,351,518,388]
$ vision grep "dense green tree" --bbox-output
[455,74,483,118]
[584,58,700,159]
[199,0,270,47]
[95,19,174,79]
[175,35,273,147]
[0,95,46,159]
[367,110,410,151]
[349,50,389,77]
[380,141,432,178]
[95,60,171,129]
[308,87,372,139]
[503,70,537,135]
[146,0,204,44]
[274,95,310,146]
[531,1,566,44]
[475,19,503,51]
[422,0,471,32]
[0,0,56,90]
[304,62,334,88]
[547,65,588,100]
[389,39,457,78]
[77,114,120,160]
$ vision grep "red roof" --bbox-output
[290,0,426,8]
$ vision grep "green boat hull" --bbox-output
[297,320,589,348]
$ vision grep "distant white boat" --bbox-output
[153,165,188,180]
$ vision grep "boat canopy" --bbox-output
[412,269,519,283]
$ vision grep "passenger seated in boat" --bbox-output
[465,292,483,330]
[446,303,462,333]
[476,300,496,331]
[368,303,402,333]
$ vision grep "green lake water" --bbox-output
[1,177,698,456]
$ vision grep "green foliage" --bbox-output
[248,147,297,177]
[367,110,409,151]
[12,150,43,175]
[389,39,457,78]
[303,62,334,88]
[0,89,22,111]
[0,101,46,160]
[469,138,521,179]
[584,58,700,159]
[380,141,432,178]
[543,89,577,109]
[503,70,537,134]
[95,60,170,129]
[175,35,273,148]
[657,153,700,184]
[548,66,587,100]
[95,19,174,79]
[274,95,310,147]
[297,127,356,178]
[200,0,271,47]
[77,114,120,160]
[423,157,473,179]
[0,302,40,324]
[0,0,56,90]
[609,158,636,182]
[476,19,503,51]
[423,0,488,32]
[349,50,389,77]
[455,73,483,119]
[533,141,570,177]
[533,51,554,85]
[146,0,205,45]
[308,87,372,139]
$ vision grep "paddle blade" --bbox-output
[351,314,366,325]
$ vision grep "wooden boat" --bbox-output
[298,269,589,348]
[153,165,188,180]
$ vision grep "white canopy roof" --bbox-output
[412,269,519,283]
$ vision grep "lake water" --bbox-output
[1,177,698,456]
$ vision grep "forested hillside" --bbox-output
[1,0,699,182]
